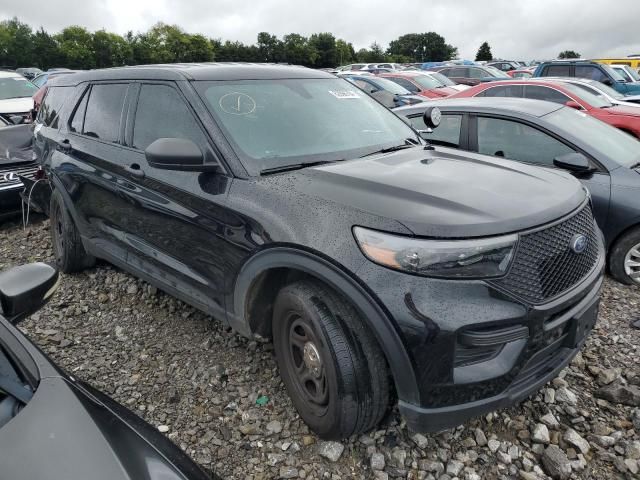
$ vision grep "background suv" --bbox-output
[34,64,603,439]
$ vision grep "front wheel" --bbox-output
[609,227,640,285]
[272,280,390,439]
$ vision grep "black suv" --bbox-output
[34,64,604,439]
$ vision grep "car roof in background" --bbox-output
[395,97,564,118]
[0,71,27,79]
[50,63,332,86]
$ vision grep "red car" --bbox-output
[378,72,458,98]
[506,69,533,79]
[450,79,640,138]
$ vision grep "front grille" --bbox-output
[491,203,600,304]
[0,162,38,191]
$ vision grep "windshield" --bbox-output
[602,64,626,82]
[546,108,640,168]
[570,81,625,100]
[412,75,442,89]
[559,82,614,108]
[0,76,38,100]
[623,65,640,82]
[368,77,411,95]
[195,78,419,175]
[485,66,511,78]
[428,71,456,86]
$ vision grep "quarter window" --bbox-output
[133,84,207,151]
[477,117,574,166]
[410,113,462,147]
[82,84,128,142]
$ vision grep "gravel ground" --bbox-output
[2,216,640,480]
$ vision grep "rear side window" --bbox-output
[449,68,467,77]
[575,65,607,82]
[82,84,128,143]
[410,113,462,148]
[469,68,486,79]
[523,86,571,104]
[478,85,524,98]
[133,84,207,151]
[542,65,571,77]
[38,86,72,128]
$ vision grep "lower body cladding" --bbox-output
[357,245,605,433]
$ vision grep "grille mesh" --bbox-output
[491,203,600,304]
[0,162,38,190]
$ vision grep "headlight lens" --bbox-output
[353,227,517,279]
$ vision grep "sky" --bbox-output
[2,0,640,61]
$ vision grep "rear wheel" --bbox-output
[272,280,390,439]
[609,227,640,285]
[50,189,95,273]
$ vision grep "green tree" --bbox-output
[334,39,354,66]
[309,32,336,68]
[56,26,95,69]
[558,50,580,59]
[282,34,317,66]
[387,32,457,62]
[257,32,283,62]
[475,42,492,61]
[31,27,62,69]
[364,42,386,63]
[93,30,134,68]
[0,18,35,67]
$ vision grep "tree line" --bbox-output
[0,17,458,70]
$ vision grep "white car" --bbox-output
[547,77,640,107]
[0,71,37,124]
[609,64,640,84]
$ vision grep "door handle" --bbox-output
[58,138,72,152]
[124,163,145,178]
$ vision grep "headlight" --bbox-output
[353,227,517,279]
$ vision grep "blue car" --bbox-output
[534,60,640,95]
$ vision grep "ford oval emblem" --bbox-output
[570,234,588,254]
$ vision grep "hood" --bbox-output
[622,81,640,93]
[0,97,34,114]
[450,84,471,91]
[300,147,585,238]
[607,105,640,117]
[429,86,458,97]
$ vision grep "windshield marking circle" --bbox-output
[219,92,256,115]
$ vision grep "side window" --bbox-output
[82,83,128,142]
[524,86,571,104]
[133,84,208,151]
[477,85,524,98]
[449,68,467,77]
[387,77,419,92]
[543,65,571,77]
[575,66,607,82]
[37,86,72,128]
[477,117,574,166]
[353,79,376,93]
[469,68,485,79]
[69,89,89,133]
[409,113,462,148]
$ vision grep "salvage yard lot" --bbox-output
[2,217,639,480]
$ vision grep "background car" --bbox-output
[378,71,458,98]
[419,70,470,91]
[449,78,640,137]
[486,60,520,72]
[506,69,533,79]
[345,74,425,108]
[545,77,640,107]
[0,71,38,124]
[397,97,640,284]
[428,64,511,86]
[15,67,42,80]
[30,69,80,89]
[0,262,217,480]
[534,60,640,95]
[609,64,640,83]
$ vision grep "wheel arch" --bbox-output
[228,246,420,404]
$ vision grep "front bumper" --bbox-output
[398,272,602,432]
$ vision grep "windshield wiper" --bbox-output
[259,160,344,175]
[360,138,420,157]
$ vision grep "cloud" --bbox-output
[2,0,640,61]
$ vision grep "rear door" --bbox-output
[469,114,611,227]
[52,82,133,261]
[114,81,235,316]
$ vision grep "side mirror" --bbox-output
[0,263,59,325]
[565,100,583,110]
[145,138,208,172]
[422,106,442,129]
[9,115,24,125]
[553,152,595,174]
[602,78,613,86]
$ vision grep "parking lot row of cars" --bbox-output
[0,56,638,479]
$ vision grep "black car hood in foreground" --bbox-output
[301,147,586,237]
[0,316,214,480]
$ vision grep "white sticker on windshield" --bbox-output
[328,90,361,99]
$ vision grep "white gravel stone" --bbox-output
[563,428,590,455]
[532,424,550,444]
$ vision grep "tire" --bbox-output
[272,280,390,439]
[50,189,95,273]
[609,227,640,285]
